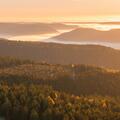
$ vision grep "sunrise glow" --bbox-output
[0,0,120,22]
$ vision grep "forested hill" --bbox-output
[1,39,120,69]
[1,84,120,120]
[0,57,120,96]
[0,57,120,119]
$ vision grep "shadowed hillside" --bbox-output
[1,39,120,69]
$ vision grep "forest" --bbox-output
[0,57,120,120]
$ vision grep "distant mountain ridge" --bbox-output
[53,28,120,42]
[0,22,77,36]
[0,39,120,69]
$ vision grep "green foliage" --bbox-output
[0,57,120,119]
[0,83,120,120]
[0,57,33,68]
[0,61,120,96]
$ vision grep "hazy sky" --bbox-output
[0,0,120,22]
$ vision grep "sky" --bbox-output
[0,0,120,22]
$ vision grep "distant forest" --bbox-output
[1,39,120,70]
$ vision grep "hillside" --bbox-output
[53,27,120,42]
[1,39,120,69]
[0,57,120,96]
[0,22,77,36]
[0,23,58,36]
[0,57,120,119]
[1,84,120,120]
[49,23,78,30]
[0,56,33,68]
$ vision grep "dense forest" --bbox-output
[1,83,120,120]
[0,57,120,119]
[0,57,120,96]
